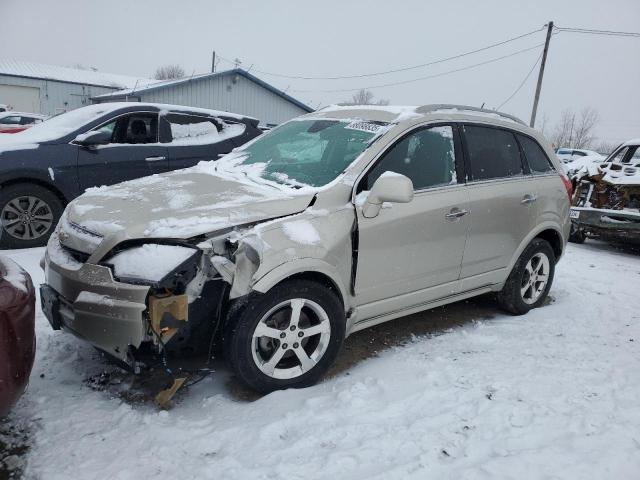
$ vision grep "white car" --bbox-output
[556,148,603,164]
[564,153,607,180]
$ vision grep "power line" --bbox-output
[290,43,544,93]
[555,26,640,38]
[217,26,546,81]
[497,49,544,110]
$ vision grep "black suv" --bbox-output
[0,103,262,248]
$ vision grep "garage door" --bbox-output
[0,84,41,113]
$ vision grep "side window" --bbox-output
[20,116,38,125]
[609,147,628,164]
[0,116,21,125]
[464,125,523,180]
[366,125,457,190]
[92,113,158,144]
[573,151,586,157]
[518,135,555,174]
[165,114,221,144]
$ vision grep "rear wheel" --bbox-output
[569,223,586,244]
[497,239,556,315]
[0,183,63,249]
[224,280,345,393]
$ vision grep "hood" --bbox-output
[63,161,316,254]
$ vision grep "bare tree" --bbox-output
[551,107,599,149]
[344,89,390,106]
[594,140,618,155]
[154,64,185,80]
[572,107,599,149]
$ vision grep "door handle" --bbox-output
[145,156,166,162]
[521,194,537,204]
[445,208,469,220]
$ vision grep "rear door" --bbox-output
[163,113,244,170]
[459,124,538,289]
[77,111,169,190]
[355,124,470,315]
[517,133,567,238]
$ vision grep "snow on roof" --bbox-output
[623,138,640,147]
[0,59,157,89]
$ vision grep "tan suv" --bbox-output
[41,104,571,393]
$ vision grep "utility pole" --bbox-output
[211,51,216,73]
[530,21,553,128]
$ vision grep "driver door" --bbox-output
[77,111,169,191]
[354,125,470,317]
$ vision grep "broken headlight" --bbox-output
[104,244,202,291]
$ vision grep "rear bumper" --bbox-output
[570,207,640,243]
[41,242,150,365]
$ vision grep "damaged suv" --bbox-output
[570,138,640,244]
[41,104,570,393]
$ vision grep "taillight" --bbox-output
[560,174,573,201]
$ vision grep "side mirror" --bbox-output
[362,171,414,218]
[74,130,111,147]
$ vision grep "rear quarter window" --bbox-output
[518,135,555,174]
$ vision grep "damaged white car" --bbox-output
[41,104,570,393]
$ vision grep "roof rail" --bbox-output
[417,104,527,126]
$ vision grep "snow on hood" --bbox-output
[65,157,317,244]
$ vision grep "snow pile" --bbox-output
[108,244,197,281]
[4,242,640,479]
[0,255,28,292]
[169,122,245,146]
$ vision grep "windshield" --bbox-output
[0,104,120,145]
[235,119,384,187]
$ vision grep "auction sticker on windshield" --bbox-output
[344,121,387,134]
[570,209,580,219]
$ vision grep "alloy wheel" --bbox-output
[1,195,54,240]
[520,252,550,305]
[251,298,332,380]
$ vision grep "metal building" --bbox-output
[0,59,155,115]
[92,68,313,126]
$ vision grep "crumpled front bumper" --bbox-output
[41,238,150,365]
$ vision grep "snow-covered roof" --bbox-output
[622,138,640,147]
[92,68,314,113]
[0,59,157,90]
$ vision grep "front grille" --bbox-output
[61,246,91,263]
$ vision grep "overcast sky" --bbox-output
[1,0,638,145]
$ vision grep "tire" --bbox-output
[569,223,586,244]
[497,238,556,315]
[0,183,64,249]
[224,280,345,394]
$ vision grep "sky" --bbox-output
[1,0,638,146]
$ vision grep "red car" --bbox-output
[0,112,47,134]
[0,256,35,417]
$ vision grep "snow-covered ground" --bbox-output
[2,242,640,479]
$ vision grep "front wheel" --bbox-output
[497,239,556,315]
[224,280,345,393]
[0,183,64,249]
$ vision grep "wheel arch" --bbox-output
[251,259,350,312]
[0,177,70,206]
[506,223,566,276]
